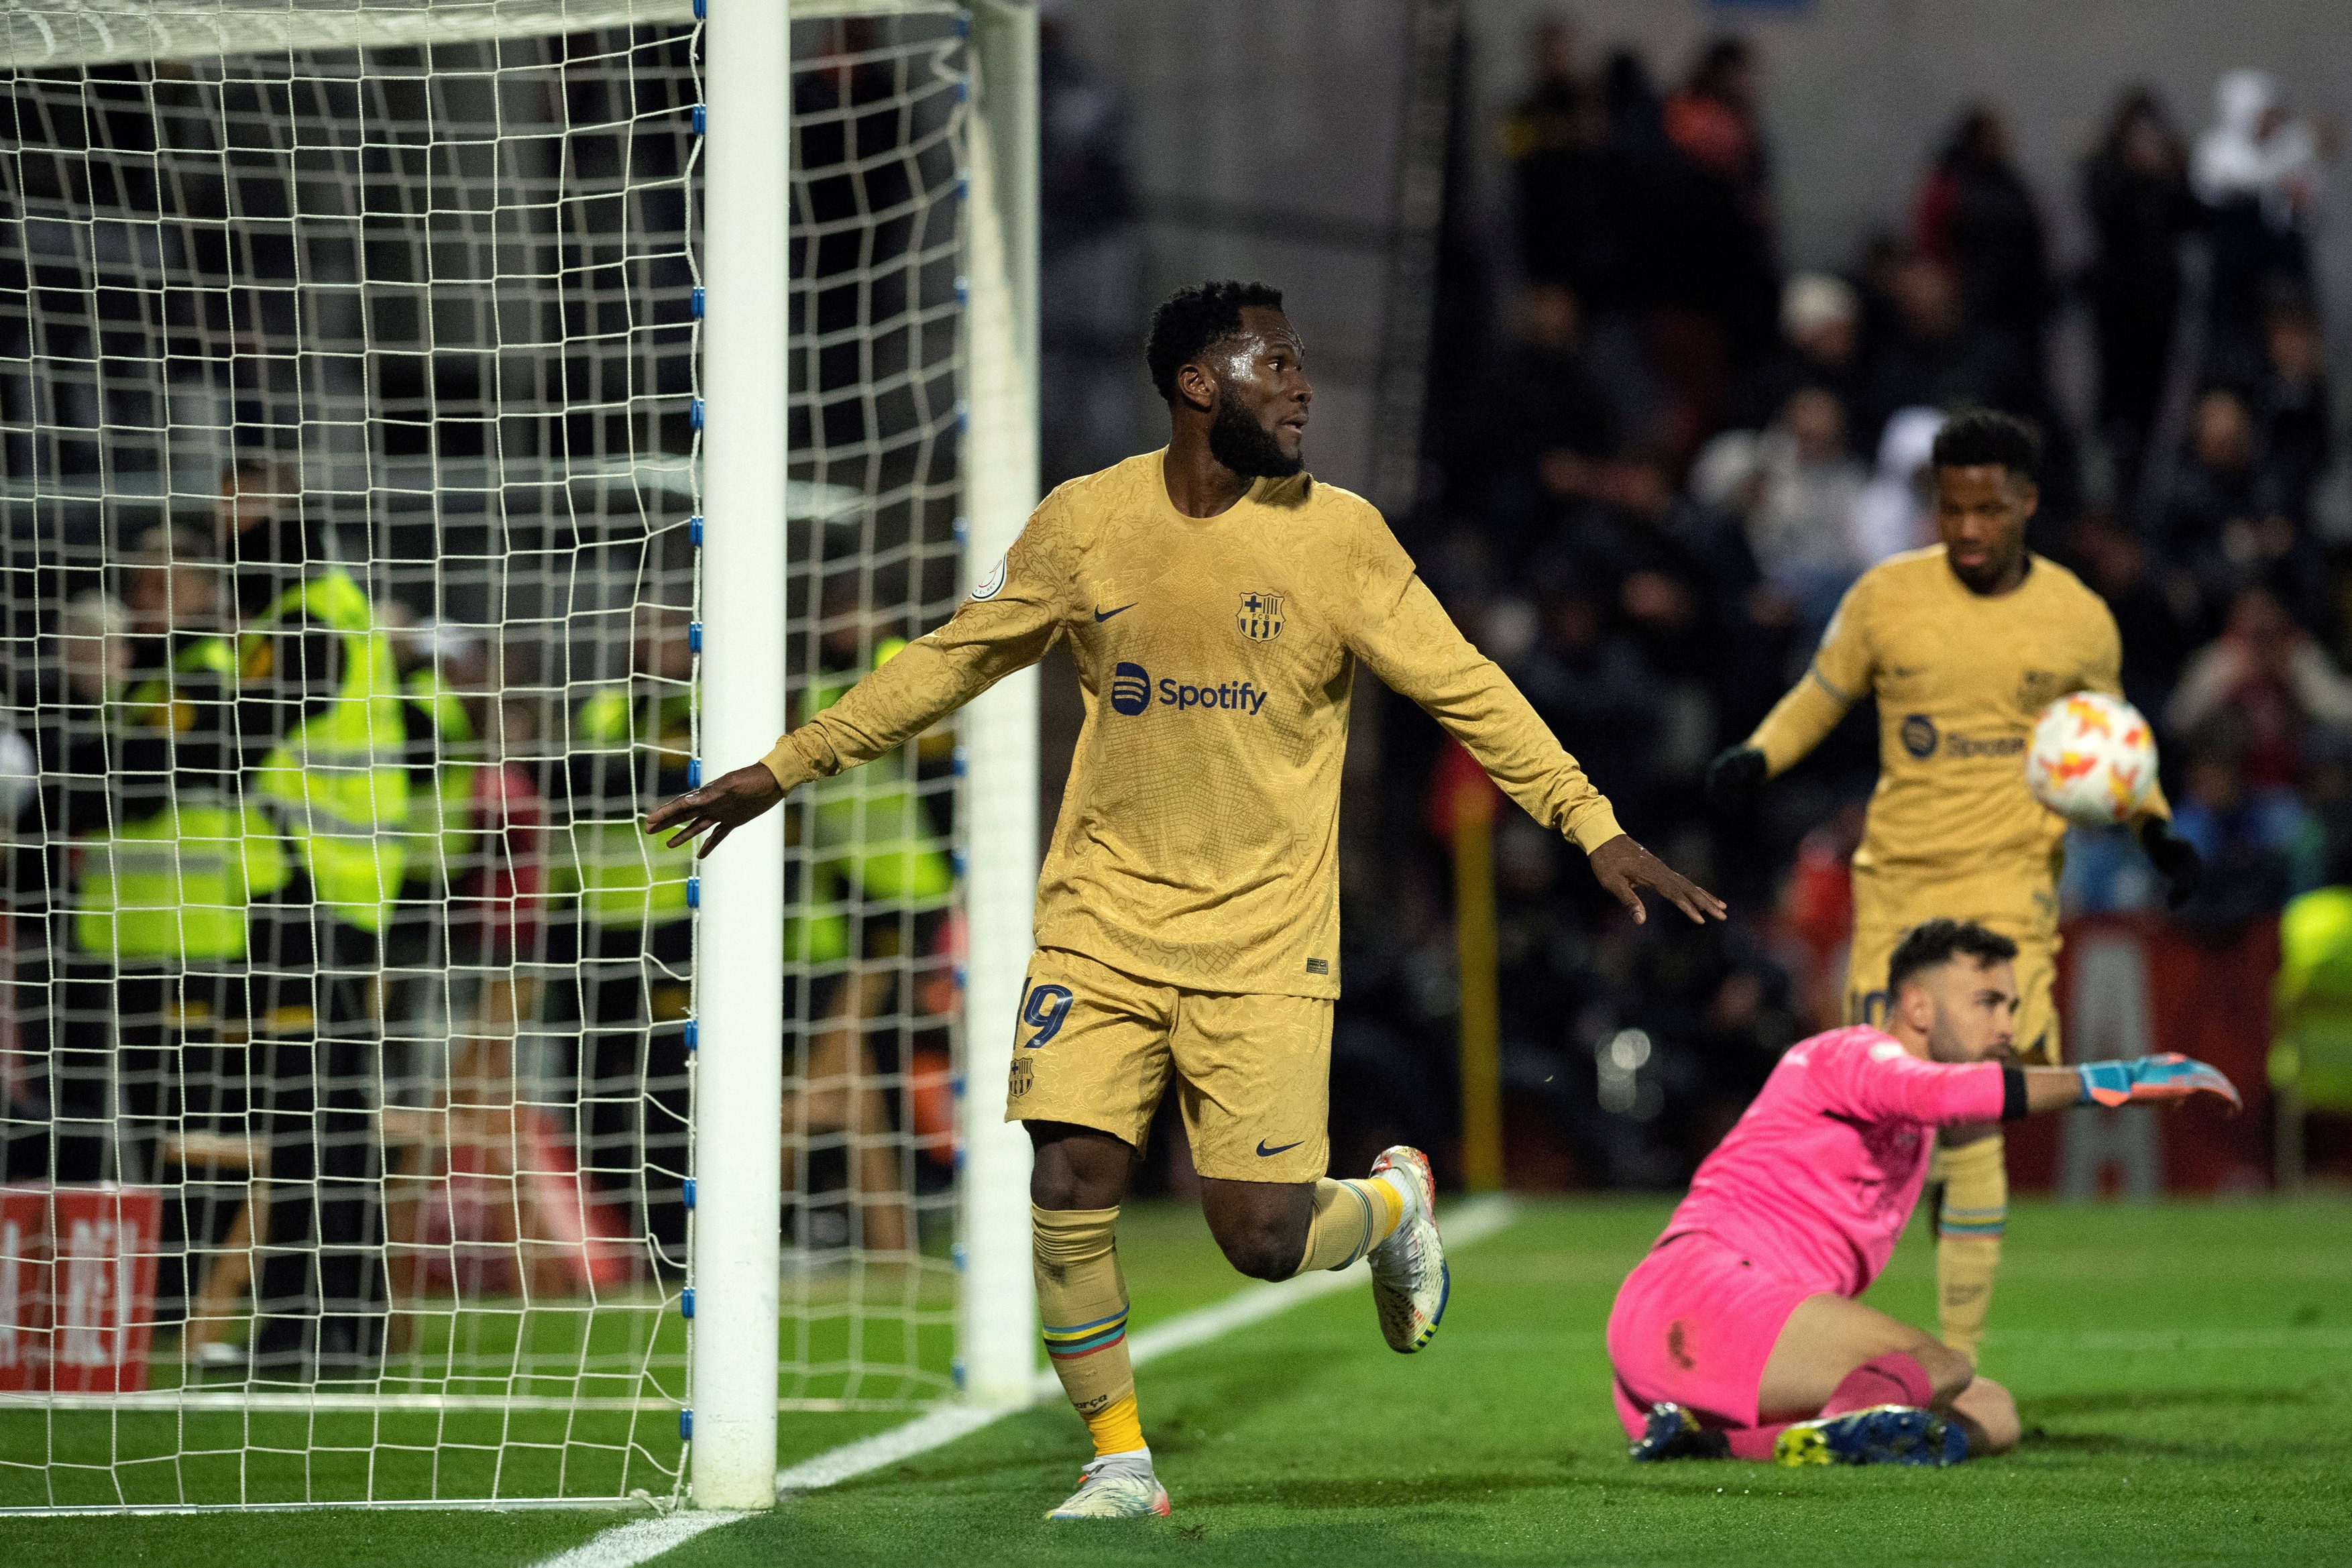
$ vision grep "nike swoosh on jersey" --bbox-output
[1095,603,1138,622]
[1255,1138,1304,1158]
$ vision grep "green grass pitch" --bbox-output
[7,1196,2347,1565]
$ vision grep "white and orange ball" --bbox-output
[2025,691,2158,827]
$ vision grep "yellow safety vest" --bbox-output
[75,797,290,962]
[564,687,696,928]
[239,570,408,933]
[401,666,480,885]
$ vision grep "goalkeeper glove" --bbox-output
[2076,1053,2241,1111]
[2139,818,2204,909]
[1705,745,1767,811]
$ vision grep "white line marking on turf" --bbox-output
[530,1510,751,1568]
[773,1406,1007,1491]
[528,1193,1517,1568]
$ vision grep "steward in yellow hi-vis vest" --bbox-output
[1705,409,2204,1374]
[217,455,406,1376]
[647,282,1724,1514]
[553,607,698,1256]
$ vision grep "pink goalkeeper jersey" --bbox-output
[1659,1025,2005,1298]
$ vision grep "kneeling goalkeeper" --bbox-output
[1609,919,2237,1467]
[650,280,1723,1520]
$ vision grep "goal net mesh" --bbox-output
[0,1,969,1508]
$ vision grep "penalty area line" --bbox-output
[532,1192,1516,1567]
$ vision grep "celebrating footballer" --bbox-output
[651,280,1725,1519]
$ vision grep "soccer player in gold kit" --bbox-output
[650,280,1724,1519]
[1705,408,2204,1367]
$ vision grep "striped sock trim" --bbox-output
[1043,1310,1129,1360]
[1336,1181,1376,1269]
[1937,1206,2007,1237]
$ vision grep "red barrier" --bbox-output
[0,1186,164,1392]
[2006,915,2277,1194]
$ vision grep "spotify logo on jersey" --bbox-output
[1110,662,1152,716]
[1107,660,1270,718]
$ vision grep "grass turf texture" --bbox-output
[7,1197,2348,1565]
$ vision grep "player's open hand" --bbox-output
[645,762,786,857]
[2076,1053,2241,1112]
[1587,834,1728,926]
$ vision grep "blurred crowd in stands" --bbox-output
[1336,24,2349,1190]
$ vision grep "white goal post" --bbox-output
[0,0,1039,1514]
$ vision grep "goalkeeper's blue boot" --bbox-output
[1628,1403,1730,1461]
[1773,1405,1968,1467]
[1046,1453,1171,1520]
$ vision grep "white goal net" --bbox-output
[0,0,989,1510]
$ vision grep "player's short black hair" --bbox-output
[1887,919,2019,998]
[1930,407,2042,484]
[1145,280,1286,404]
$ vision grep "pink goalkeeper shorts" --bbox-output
[1606,1230,1818,1439]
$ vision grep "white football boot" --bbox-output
[1365,1145,1448,1353]
[1044,1452,1172,1520]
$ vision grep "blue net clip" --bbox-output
[679,1410,693,1440]
[684,1019,699,1052]
[688,620,702,654]
[691,285,705,319]
[687,757,702,787]
[686,876,701,909]
[690,398,704,429]
[683,1177,697,1209]
[689,515,704,547]
[691,104,706,135]
[681,1287,695,1320]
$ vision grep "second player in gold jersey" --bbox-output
[1707,408,2203,1378]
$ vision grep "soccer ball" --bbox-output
[2025,691,2157,826]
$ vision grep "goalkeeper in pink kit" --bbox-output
[1609,919,2239,1466]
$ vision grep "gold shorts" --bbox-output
[1001,946,1333,1184]
[1844,879,2070,1072]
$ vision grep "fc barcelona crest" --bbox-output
[1237,590,1284,643]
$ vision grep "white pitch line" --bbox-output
[529,1508,752,1568]
[532,1192,1518,1568]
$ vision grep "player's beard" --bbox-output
[1208,393,1304,480]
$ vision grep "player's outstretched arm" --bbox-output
[646,763,783,857]
[1588,834,1728,926]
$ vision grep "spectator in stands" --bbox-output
[1490,283,1622,541]
[2193,69,2329,384]
[1857,243,1974,443]
[2251,297,2333,522]
[1498,20,1595,288]
[2168,585,2352,792]
[2166,714,2325,941]
[1915,106,2061,435]
[2081,88,2200,509]
[1713,388,1866,642]
[1851,406,1945,566]
[1727,272,1866,440]
[2069,508,2204,720]
[1648,36,1781,451]
[1038,14,1140,484]
[2163,387,2325,628]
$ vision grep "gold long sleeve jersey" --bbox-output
[1746,546,2169,883]
[761,449,1624,998]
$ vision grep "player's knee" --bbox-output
[1212,1218,1304,1282]
[1957,1375,2019,1455]
[1914,1340,1976,1406]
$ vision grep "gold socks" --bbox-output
[1932,1133,2007,1365]
[1289,1175,1406,1277]
[1033,1204,1143,1456]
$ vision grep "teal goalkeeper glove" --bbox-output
[2076,1054,2241,1111]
